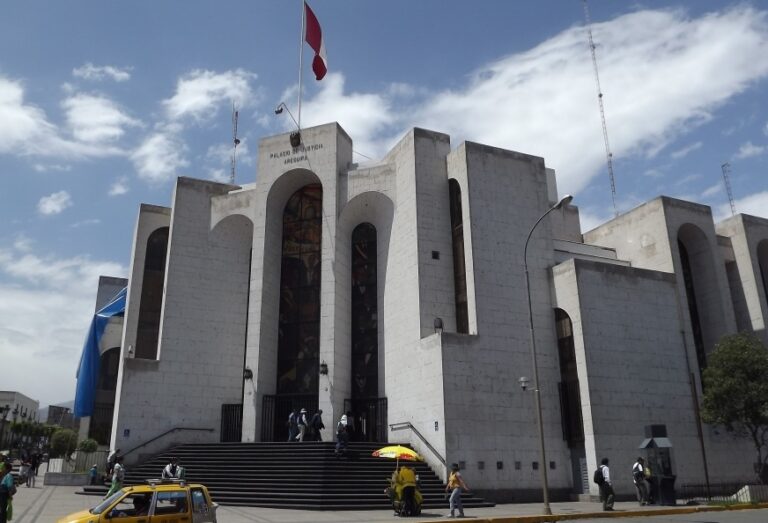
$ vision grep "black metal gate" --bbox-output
[220,403,243,442]
[343,397,387,442]
[261,394,318,442]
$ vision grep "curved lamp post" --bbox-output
[523,194,573,516]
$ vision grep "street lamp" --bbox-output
[523,194,573,516]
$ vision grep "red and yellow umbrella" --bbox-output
[372,445,423,468]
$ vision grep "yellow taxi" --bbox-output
[57,480,218,523]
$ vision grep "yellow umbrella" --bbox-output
[372,445,423,468]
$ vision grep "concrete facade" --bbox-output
[95,122,768,501]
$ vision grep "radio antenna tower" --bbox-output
[721,162,736,216]
[230,103,241,184]
[583,0,618,217]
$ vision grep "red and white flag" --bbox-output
[304,1,327,80]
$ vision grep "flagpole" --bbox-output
[297,0,305,131]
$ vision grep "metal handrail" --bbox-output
[122,427,214,459]
[389,421,446,467]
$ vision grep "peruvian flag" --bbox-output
[304,1,327,80]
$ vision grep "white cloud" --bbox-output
[0,76,124,158]
[62,93,141,144]
[131,131,189,183]
[670,141,702,159]
[164,69,257,122]
[701,183,722,197]
[714,191,768,222]
[763,121,768,136]
[0,242,126,405]
[37,190,73,215]
[299,6,768,198]
[32,163,71,173]
[299,73,397,158]
[13,234,34,252]
[108,177,129,196]
[734,141,766,160]
[72,63,132,82]
[675,174,701,186]
[206,168,229,183]
[70,218,101,228]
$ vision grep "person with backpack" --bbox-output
[632,457,649,505]
[594,457,614,511]
[287,410,298,442]
[0,461,16,523]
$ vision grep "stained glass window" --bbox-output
[277,185,322,394]
[351,223,378,399]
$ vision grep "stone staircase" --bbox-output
[83,441,495,510]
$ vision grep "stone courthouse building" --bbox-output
[90,122,768,501]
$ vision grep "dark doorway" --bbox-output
[221,404,243,442]
[261,394,318,442]
[343,397,388,442]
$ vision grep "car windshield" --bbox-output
[90,490,124,514]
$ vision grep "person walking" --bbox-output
[598,457,615,511]
[106,447,120,477]
[310,409,325,441]
[25,458,35,488]
[296,408,309,441]
[0,462,16,523]
[446,462,469,518]
[287,410,298,442]
[105,456,125,498]
[633,457,648,505]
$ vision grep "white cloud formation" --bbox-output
[714,191,768,222]
[37,190,73,215]
[299,73,396,158]
[32,163,71,173]
[299,6,768,196]
[0,76,124,158]
[670,141,702,159]
[0,242,126,405]
[701,183,722,197]
[72,63,132,82]
[164,69,257,122]
[62,93,141,144]
[70,218,101,228]
[734,141,766,160]
[108,177,129,196]
[130,131,189,183]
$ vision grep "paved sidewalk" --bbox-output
[10,483,768,523]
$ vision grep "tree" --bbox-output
[701,333,768,484]
[50,429,78,459]
[78,438,98,453]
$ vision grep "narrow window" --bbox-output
[555,309,584,448]
[449,179,469,333]
[135,227,169,359]
[351,223,378,399]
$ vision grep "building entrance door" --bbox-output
[343,397,387,442]
[261,394,318,442]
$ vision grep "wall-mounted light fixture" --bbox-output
[518,376,530,392]
[434,317,444,335]
[319,361,329,376]
[243,367,253,381]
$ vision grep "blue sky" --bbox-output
[1,1,767,407]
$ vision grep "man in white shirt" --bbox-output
[632,457,648,505]
[599,458,615,511]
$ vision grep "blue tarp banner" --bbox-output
[74,287,127,418]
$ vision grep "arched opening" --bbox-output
[277,184,322,396]
[554,308,586,494]
[351,223,379,400]
[678,224,720,379]
[89,346,120,444]
[449,179,469,333]
[135,227,169,360]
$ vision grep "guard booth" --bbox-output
[639,424,676,505]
